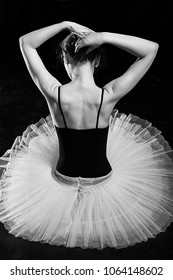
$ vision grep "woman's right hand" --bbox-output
[74,32,105,53]
[65,21,94,36]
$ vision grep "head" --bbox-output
[57,32,105,79]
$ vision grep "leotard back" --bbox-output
[55,86,112,178]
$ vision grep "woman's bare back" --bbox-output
[51,84,115,129]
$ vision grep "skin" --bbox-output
[19,21,159,129]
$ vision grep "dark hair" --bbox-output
[57,32,106,69]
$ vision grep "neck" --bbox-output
[71,62,96,87]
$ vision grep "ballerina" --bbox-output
[0,21,173,249]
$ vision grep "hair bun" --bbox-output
[58,32,106,68]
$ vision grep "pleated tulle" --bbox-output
[0,110,173,249]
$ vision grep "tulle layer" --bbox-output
[0,110,173,249]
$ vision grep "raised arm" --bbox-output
[19,21,92,102]
[76,31,159,102]
[19,22,67,102]
[103,32,159,101]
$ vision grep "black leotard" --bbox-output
[55,86,112,178]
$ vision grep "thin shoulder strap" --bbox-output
[96,88,104,129]
[58,86,67,128]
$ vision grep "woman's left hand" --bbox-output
[75,32,104,53]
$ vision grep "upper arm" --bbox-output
[19,37,61,102]
[104,46,158,102]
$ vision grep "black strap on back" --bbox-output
[96,88,104,129]
[58,86,67,128]
[58,87,104,129]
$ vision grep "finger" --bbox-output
[75,41,84,53]
[82,30,95,37]
[71,31,84,38]
[75,37,84,53]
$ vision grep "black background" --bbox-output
[0,0,173,260]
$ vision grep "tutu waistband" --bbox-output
[53,170,113,188]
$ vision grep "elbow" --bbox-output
[146,42,159,59]
[19,35,35,49]
[19,37,22,44]
[19,35,29,47]
[155,42,159,49]
[19,36,25,46]
[154,42,159,50]
[152,42,159,54]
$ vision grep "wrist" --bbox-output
[101,32,113,44]
[99,32,108,44]
[62,21,73,31]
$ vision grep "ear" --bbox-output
[94,56,100,68]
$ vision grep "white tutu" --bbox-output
[0,109,173,249]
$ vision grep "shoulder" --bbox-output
[102,85,118,104]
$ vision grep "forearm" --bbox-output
[19,21,69,48]
[102,32,159,58]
